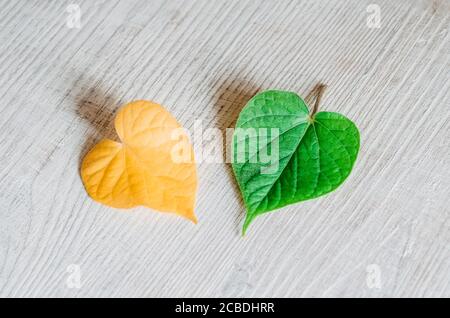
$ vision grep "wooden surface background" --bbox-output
[0,0,448,297]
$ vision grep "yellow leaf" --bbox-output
[81,100,198,223]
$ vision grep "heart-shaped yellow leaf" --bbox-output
[81,100,198,222]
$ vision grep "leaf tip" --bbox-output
[242,213,255,236]
[184,211,198,224]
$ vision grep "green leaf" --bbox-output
[231,90,360,234]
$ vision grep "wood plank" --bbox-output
[0,0,448,297]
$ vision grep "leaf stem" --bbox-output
[306,83,327,117]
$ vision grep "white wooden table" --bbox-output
[0,0,448,298]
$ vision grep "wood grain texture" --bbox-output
[0,0,448,297]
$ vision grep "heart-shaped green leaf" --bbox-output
[232,88,360,234]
